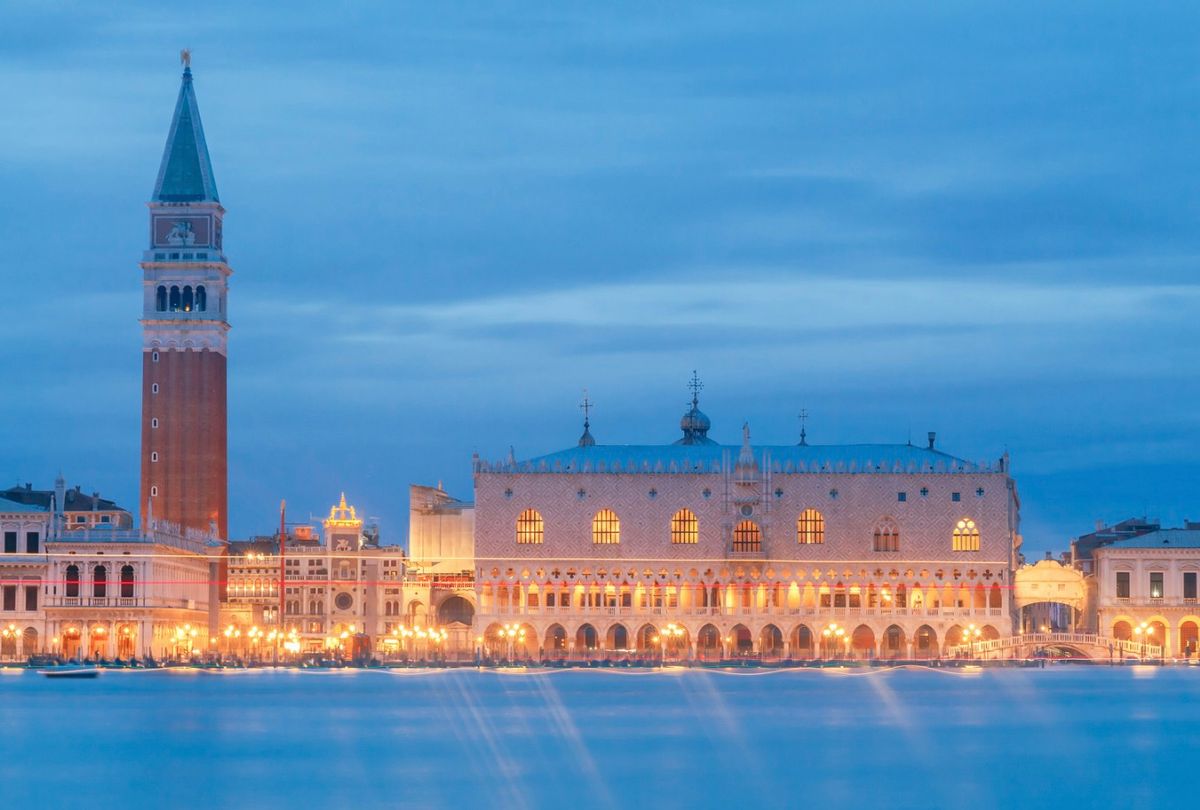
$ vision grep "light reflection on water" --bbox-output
[1,666,1197,809]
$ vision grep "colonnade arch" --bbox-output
[473,618,1010,661]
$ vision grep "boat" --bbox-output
[39,668,100,679]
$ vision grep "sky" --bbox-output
[0,2,1197,554]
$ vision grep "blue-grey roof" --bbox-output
[505,442,996,473]
[152,67,219,203]
[1104,529,1200,549]
[0,496,47,514]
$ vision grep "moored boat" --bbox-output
[40,668,100,679]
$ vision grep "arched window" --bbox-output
[873,518,900,552]
[156,286,167,311]
[671,508,698,544]
[732,520,761,553]
[196,285,207,312]
[120,565,134,598]
[592,509,620,545]
[516,509,544,544]
[169,286,180,311]
[797,508,825,544]
[93,565,107,598]
[953,518,980,552]
[65,565,80,598]
[182,286,193,312]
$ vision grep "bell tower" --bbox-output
[140,52,230,546]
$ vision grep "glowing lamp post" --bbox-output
[658,623,685,664]
[822,623,847,660]
[247,626,263,662]
[172,624,197,660]
[1133,621,1154,662]
[964,624,983,659]
[502,623,526,663]
[0,623,17,661]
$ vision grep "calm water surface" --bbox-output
[1,665,1195,808]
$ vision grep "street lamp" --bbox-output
[1,623,16,661]
[964,623,983,659]
[247,626,263,662]
[822,623,847,660]
[502,623,526,663]
[1133,621,1155,662]
[172,624,197,660]
[659,623,685,665]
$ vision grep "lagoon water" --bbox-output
[1,665,1195,808]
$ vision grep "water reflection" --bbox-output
[0,668,1195,808]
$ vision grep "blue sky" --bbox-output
[1,2,1197,553]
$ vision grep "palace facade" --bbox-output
[471,389,1022,661]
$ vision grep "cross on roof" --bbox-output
[579,389,593,426]
[688,370,703,407]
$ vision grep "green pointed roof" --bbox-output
[152,67,219,203]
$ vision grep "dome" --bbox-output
[680,407,711,434]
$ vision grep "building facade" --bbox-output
[0,496,50,658]
[43,507,218,661]
[1094,527,1200,658]
[472,390,1021,661]
[405,484,476,655]
[219,495,408,659]
[140,58,230,547]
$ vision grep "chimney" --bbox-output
[927,432,936,450]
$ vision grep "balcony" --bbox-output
[479,603,1007,621]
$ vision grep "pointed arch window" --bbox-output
[733,520,761,553]
[516,509,544,544]
[953,518,980,552]
[671,508,699,544]
[797,508,825,544]
[592,509,620,545]
[873,518,900,552]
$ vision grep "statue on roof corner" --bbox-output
[180,49,191,68]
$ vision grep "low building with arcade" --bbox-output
[1094,526,1200,658]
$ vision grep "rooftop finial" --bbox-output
[798,408,809,446]
[180,48,192,69]
[688,370,703,408]
[576,388,595,446]
[675,370,715,445]
[578,388,596,447]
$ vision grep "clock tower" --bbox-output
[140,56,230,551]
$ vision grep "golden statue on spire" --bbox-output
[180,48,192,68]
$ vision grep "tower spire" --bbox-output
[153,53,219,203]
[578,389,596,447]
